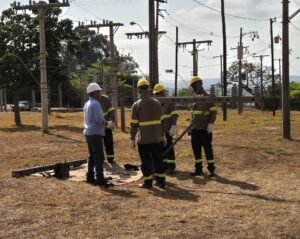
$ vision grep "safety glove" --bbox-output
[207,123,214,134]
[169,125,176,136]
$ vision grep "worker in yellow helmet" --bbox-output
[129,78,166,188]
[153,83,178,174]
[189,76,217,177]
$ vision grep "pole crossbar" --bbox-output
[155,96,260,104]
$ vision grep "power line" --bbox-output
[191,0,280,21]
[291,22,300,32]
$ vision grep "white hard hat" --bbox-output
[87,83,102,94]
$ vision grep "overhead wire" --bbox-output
[191,0,280,21]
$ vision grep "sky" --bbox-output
[1,0,300,88]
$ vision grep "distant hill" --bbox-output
[161,75,300,93]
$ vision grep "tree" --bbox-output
[227,61,273,94]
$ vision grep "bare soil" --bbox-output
[0,109,299,239]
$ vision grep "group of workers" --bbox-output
[83,75,217,188]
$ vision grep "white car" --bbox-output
[12,101,31,111]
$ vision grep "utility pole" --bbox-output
[281,2,300,139]
[175,26,178,96]
[12,0,70,133]
[221,0,227,121]
[232,28,258,114]
[213,55,223,95]
[177,39,212,76]
[149,0,167,89]
[275,58,282,108]
[270,18,276,116]
[253,55,269,102]
[80,20,123,127]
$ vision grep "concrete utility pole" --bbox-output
[270,18,276,116]
[176,39,212,76]
[232,28,259,114]
[253,54,269,97]
[175,26,178,96]
[282,2,300,139]
[221,0,228,121]
[213,55,223,95]
[148,0,167,89]
[80,20,123,127]
[11,0,70,133]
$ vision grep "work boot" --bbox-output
[208,164,215,177]
[86,172,95,184]
[97,178,114,188]
[154,181,166,188]
[190,170,204,176]
[138,180,152,189]
[107,158,116,164]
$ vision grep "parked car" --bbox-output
[12,101,31,111]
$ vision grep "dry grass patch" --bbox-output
[0,109,299,238]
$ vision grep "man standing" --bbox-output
[189,76,217,177]
[130,79,166,188]
[99,91,116,164]
[153,83,178,174]
[83,83,113,187]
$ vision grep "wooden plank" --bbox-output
[12,159,87,178]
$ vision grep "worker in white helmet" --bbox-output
[83,82,113,188]
[153,83,178,174]
[129,78,166,189]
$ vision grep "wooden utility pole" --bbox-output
[270,18,276,116]
[12,0,70,133]
[177,39,212,76]
[175,26,178,96]
[221,0,227,121]
[81,20,123,127]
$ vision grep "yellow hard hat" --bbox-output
[190,76,202,86]
[137,78,150,88]
[153,83,165,94]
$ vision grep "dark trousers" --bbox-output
[85,135,105,181]
[163,133,176,170]
[138,143,165,184]
[191,129,215,172]
[103,128,114,161]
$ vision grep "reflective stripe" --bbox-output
[192,110,210,115]
[155,173,165,178]
[167,160,175,163]
[161,114,172,120]
[107,155,114,158]
[195,159,202,163]
[209,107,217,111]
[130,119,139,124]
[207,160,215,163]
[144,174,153,180]
[139,120,161,126]
[171,111,178,115]
[108,107,115,112]
[163,159,168,163]
[103,107,115,116]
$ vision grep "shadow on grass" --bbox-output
[0,124,83,133]
[48,132,85,143]
[211,174,259,191]
[201,190,300,203]
[147,181,199,202]
[103,188,138,198]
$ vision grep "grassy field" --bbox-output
[0,108,299,239]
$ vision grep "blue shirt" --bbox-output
[83,97,106,136]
